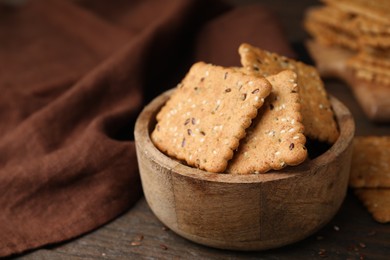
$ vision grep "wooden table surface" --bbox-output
[18,0,390,259]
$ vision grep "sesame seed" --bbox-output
[268,130,275,137]
[205,70,209,76]
[293,135,300,140]
[288,128,295,133]
[200,138,205,143]
[248,81,254,86]
[280,129,286,134]
[254,96,259,101]
[275,151,281,156]
[291,119,295,125]
[213,150,217,155]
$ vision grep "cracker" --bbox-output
[354,69,390,86]
[349,136,390,188]
[304,19,359,50]
[239,43,339,143]
[305,6,359,37]
[354,15,390,34]
[354,51,390,68]
[310,3,390,35]
[359,33,390,48]
[347,56,390,85]
[323,0,390,25]
[355,188,390,223]
[226,70,307,174]
[151,62,271,173]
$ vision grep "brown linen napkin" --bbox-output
[0,0,293,256]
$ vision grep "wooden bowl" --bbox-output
[134,90,355,251]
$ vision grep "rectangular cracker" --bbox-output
[347,55,390,85]
[151,62,271,173]
[355,188,390,223]
[323,0,390,25]
[349,136,390,188]
[309,3,390,35]
[304,19,359,51]
[226,70,307,174]
[354,51,390,68]
[354,15,390,34]
[305,6,359,37]
[239,43,340,143]
[359,33,390,48]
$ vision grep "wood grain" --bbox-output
[19,196,390,259]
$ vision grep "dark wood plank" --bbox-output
[20,194,390,260]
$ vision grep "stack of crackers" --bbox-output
[304,0,390,86]
[350,136,390,223]
[304,0,390,223]
[151,43,339,175]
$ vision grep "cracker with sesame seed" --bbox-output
[226,70,307,174]
[322,0,390,25]
[239,43,339,144]
[349,136,390,188]
[304,18,359,51]
[151,62,272,173]
[346,52,390,86]
[355,188,390,223]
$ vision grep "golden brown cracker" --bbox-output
[304,19,359,50]
[226,70,307,174]
[347,56,390,85]
[349,136,390,188]
[355,188,390,223]
[308,4,390,35]
[359,33,390,48]
[323,0,390,25]
[354,51,390,68]
[151,62,271,173]
[239,43,340,143]
[305,6,358,37]
[354,69,390,86]
[354,15,390,34]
